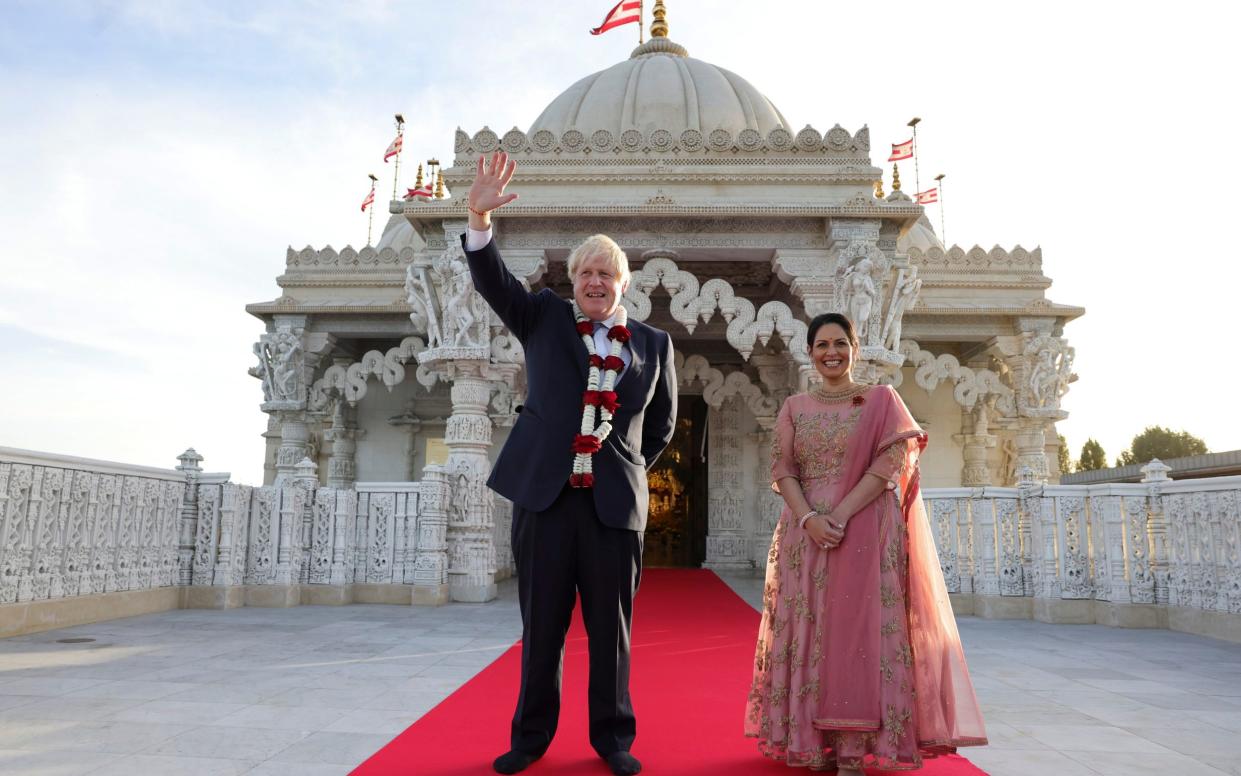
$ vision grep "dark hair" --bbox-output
[806,313,859,350]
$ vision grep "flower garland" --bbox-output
[569,302,629,488]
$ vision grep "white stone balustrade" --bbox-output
[0,448,186,607]
[923,472,1241,641]
[4,446,1240,643]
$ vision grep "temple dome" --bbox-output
[528,37,790,139]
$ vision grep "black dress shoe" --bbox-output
[604,751,642,775]
[493,750,539,774]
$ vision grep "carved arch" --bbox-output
[676,353,780,419]
[896,340,1015,416]
[624,256,808,365]
[308,336,438,411]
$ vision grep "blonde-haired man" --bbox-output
[463,152,676,776]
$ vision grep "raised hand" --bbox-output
[467,152,518,229]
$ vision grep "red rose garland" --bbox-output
[570,302,628,488]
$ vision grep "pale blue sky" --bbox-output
[1,0,1237,483]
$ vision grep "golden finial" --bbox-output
[892,162,902,192]
[873,179,884,199]
[651,0,668,38]
[434,169,446,199]
[414,163,424,189]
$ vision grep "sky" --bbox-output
[1,0,1238,484]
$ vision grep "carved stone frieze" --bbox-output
[909,245,1043,272]
[453,123,872,159]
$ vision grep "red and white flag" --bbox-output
[360,186,376,212]
[404,184,433,200]
[915,188,938,204]
[888,139,913,162]
[591,0,641,35]
[383,134,403,162]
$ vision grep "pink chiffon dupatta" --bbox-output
[882,393,989,750]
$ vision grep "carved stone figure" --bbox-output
[842,257,877,341]
[248,340,274,402]
[445,259,482,346]
[1023,337,1076,413]
[271,331,303,402]
[881,269,921,351]
[405,264,444,349]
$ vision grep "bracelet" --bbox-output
[798,510,818,529]
[467,202,491,218]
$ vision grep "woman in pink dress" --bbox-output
[745,313,988,772]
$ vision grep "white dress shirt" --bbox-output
[466,226,631,382]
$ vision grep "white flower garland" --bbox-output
[570,301,629,488]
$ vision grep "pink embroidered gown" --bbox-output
[745,385,988,771]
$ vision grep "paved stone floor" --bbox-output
[0,574,1237,775]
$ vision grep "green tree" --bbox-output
[1057,438,1072,475]
[1117,426,1208,466]
[1077,439,1107,471]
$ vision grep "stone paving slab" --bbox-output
[0,573,1237,775]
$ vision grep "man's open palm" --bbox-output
[468,151,518,213]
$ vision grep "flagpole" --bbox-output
[367,173,378,246]
[934,172,947,245]
[907,116,922,197]
[391,113,405,201]
[639,0,644,44]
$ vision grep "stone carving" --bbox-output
[896,340,1016,415]
[880,268,921,351]
[308,341,433,414]
[908,245,1042,272]
[677,354,780,419]
[832,239,893,347]
[450,123,872,158]
[285,244,410,269]
[249,329,304,405]
[625,255,808,365]
[406,244,491,352]
[1021,335,1076,416]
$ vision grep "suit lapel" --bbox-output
[623,322,645,382]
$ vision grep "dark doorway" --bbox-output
[643,396,708,567]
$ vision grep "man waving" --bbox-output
[462,152,677,775]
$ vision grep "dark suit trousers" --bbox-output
[510,484,643,758]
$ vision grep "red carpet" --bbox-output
[352,569,987,775]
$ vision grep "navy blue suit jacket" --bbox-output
[464,236,677,532]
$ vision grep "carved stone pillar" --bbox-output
[412,465,450,604]
[1014,421,1050,484]
[324,402,363,488]
[441,362,497,602]
[751,416,783,570]
[175,448,203,586]
[256,317,334,486]
[704,398,750,570]
[275,412,312,484]
[955,403,997,487]
[1006,323,1076,484]
[957,433,997,487]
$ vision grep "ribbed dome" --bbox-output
[529,37,789,139]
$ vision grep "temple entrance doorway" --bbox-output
[643,396,708,568]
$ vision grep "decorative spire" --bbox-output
[892,162,902,192]
[873,179,885,199]
[434,169,446,199]
[651,0,668,38]
[414,163,424,189]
